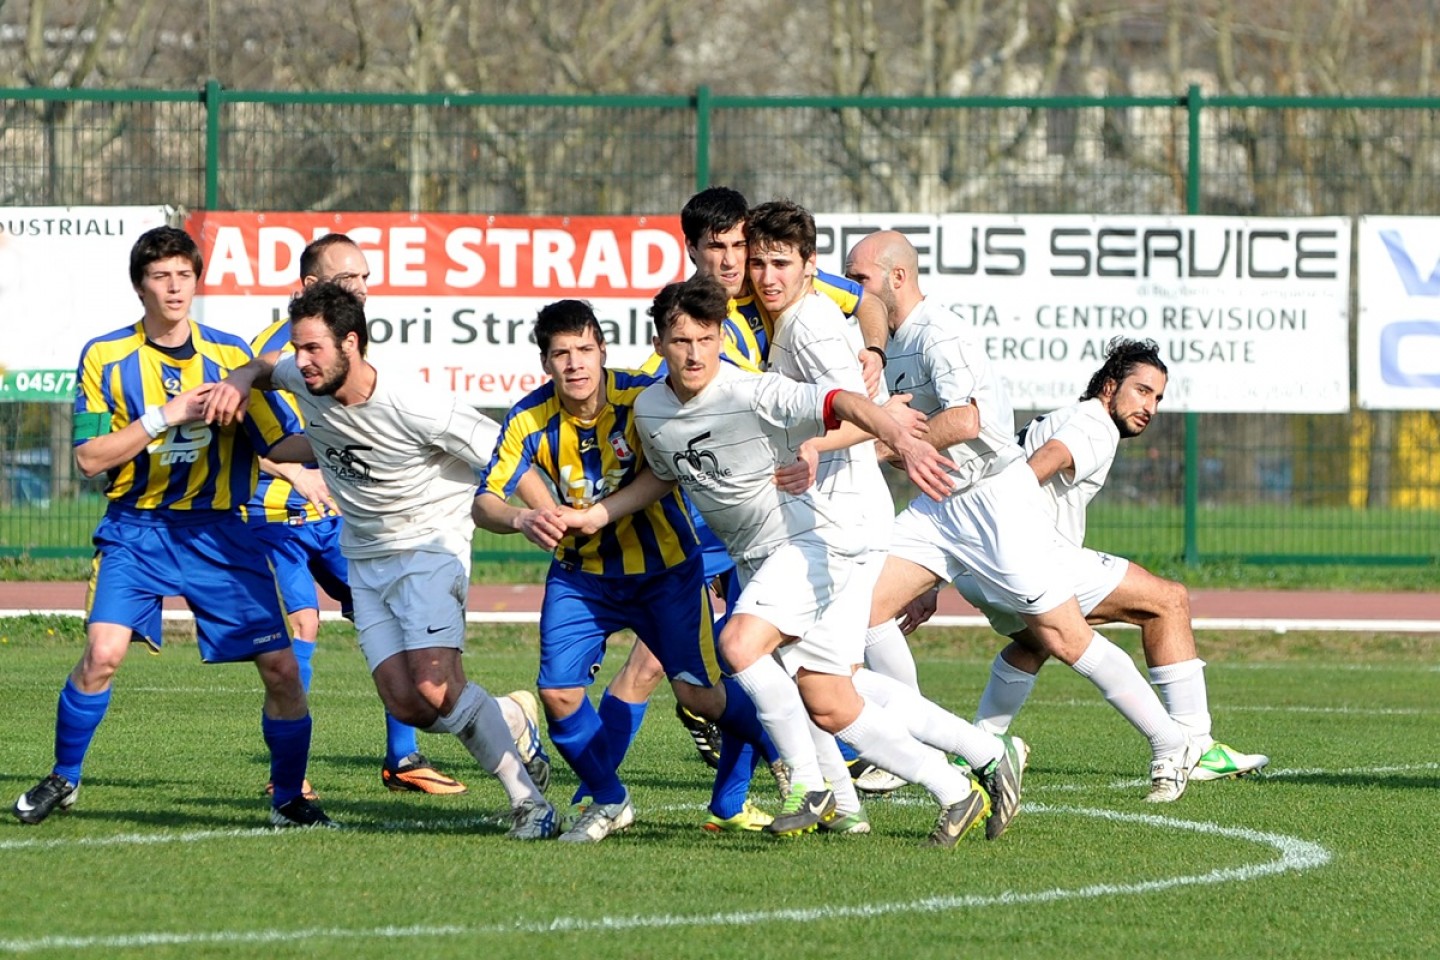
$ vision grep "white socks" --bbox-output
[1149,658,1214,748]
[862,620,920,690]
[1072,632,1186,758]
[731,657,824,790]
[836,701,973,806]
[973,654,1038,736]
[854,667,1002,770]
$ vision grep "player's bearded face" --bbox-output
[306,349,351,397]
[1108,365,1166,438]
[292,321,353,397]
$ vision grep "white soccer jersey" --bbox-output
[767,292,894,544]
[271,358,500,560]
[634,362,860,573]
[884,298,1022,493]
[1018,397,1119,547]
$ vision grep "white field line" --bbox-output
[7,610,1440,633]
[0,802,1331,954]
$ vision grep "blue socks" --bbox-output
[53,678,111,786]
[570,691,646,803]
[384,713,420,769]
[549,698,626,805]
[262,713,313,807]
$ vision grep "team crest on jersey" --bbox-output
[608,431,634,461]
[325,444,375,484]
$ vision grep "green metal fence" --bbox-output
[2,85,1437,567]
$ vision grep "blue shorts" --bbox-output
[247,515,353,619]
[537,552,719,690]
[88,505,292,663]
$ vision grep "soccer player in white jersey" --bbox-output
[846,230,1206,804]
[206,283,557,840]
[620,275,999,846]
[932,337,1268,781]
[745,201,1028,834]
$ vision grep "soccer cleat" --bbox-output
[263,779,318,802]
[818,806,872,835]
[507,799,559,840]
[676,703,722,769]
[855,765,908,795]
[558,791,635,843]
[950,756,973,777]
[12,773,78,825]
[926,785,991,848]
[381,752,468,795]
[769,759,791,799]
[1189,742,1270,783]
[765,785,836,837]
[505,690,551,793]
[975,734,1028,840]
[702,800,774,833]
[560,797,591,832]
[1146,737,1205,803]
[270,796,339,829]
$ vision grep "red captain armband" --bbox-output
[822,389,844,431]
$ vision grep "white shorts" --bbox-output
[349,548,469,673]
[732,539,867,677]
[953,541,1130,636]
[888,458,1076,617]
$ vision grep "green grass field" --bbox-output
[1,621,1438,960]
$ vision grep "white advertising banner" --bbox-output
[2,209,1353,412]
[814,214,1352,412]
[0,206,174,400]
[187,211,683,408]
[1356,216,1440,411]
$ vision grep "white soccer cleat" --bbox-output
[505,690,551,793]
[558,791,635,843]
[1146,737,1205,803]
[1189,742,1270,782]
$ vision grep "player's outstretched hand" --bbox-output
[204,378,251,426]
[892,433,955,502]
[774,441,818,494]
[897,588,939,635]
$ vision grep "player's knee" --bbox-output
[539,686,583,719]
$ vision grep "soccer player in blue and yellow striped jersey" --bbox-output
[12,226,334,829]
[239,234,468,798]
[475,300,778,840]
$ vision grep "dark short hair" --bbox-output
[650,275,728,337]
[129,226,203,287]
[288,281,369,356]
[680,187,749,246]
[535,299,605,355]
[299,233,358,281]
[744,199,815,261]
[1081,337,1167,401]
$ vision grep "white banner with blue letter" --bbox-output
[1357,216,1440,410]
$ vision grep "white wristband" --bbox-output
[139,405,169,439]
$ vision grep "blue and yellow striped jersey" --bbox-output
[639,270,865,376]
[238,316,335,525]
[479,368,699,577]
[729,269,864,369]
[73,319,300,512]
